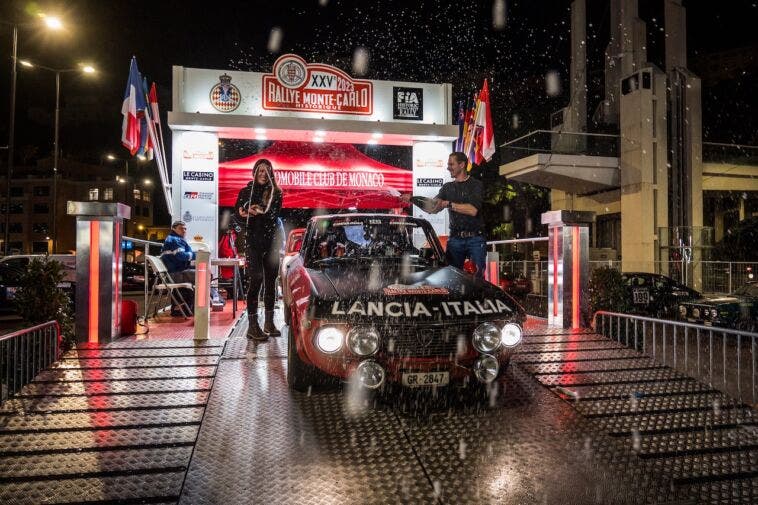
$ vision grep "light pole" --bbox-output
[19,61,96,252]
[107,154,146,238]
[1,14,63,255]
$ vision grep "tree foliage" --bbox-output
[13,258,75,350]
[587,266,630,317]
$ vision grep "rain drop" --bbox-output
[459,438,468,460]
[545,70,562,96]
[433,480,442,498]
[511,113,520,130]
[268,27,283,54]
[631,428,641,452]
[353,47,370,76]
[492,0,507,30]
[319,0,329,6]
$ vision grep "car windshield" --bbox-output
[306,216,442,266]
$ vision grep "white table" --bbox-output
[211,258,245,317]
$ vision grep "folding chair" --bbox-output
[145,255,194,318]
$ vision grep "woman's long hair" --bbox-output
[251,158,281,214]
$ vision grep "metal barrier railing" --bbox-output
[0,320,61,403]
[122,236,163,320]
[594,311,758,406]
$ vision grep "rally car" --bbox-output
[678,281,758,331]
[621,272,700,318]
[281,214,526,392]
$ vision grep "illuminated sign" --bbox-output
[393,87,423,120]
[262,54,373,115]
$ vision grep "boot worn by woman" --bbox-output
[247,314,268,341]
[263,310,281,336]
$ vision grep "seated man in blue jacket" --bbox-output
[161,220,196,315]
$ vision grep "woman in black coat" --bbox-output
[235,158,283,341]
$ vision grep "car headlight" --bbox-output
[472,322,502,353]
[315,326,344,353]
[501,323,522,347]
[693,308,700,318]
[347,326,380,356]
[679,305,687,316]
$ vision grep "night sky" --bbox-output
[1,0,757,219]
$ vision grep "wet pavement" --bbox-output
[0,314,756,503]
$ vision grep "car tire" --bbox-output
[286,313,335,392]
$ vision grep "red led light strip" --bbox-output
[197,262,208,308]
[552,228,558,317]
[114,221,120,331]
[89,222,100,343]
[572,226,580,329]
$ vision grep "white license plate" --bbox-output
[632,289,650,305]
[401,371,449,387]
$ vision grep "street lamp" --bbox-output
[18,60,97,253]
[1,14,65,255]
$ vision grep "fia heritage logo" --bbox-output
[393,87,423,120]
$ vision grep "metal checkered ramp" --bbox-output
[515,327,758,504]
[0,339,225,504]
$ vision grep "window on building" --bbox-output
[595,213,621,253]
[103,188,113,201]
[142,206,150,217]
[9,223,22,233]
[32,241,49,253]
[33,203,50,214]
[7,203,23,214]
[33,186,50,197]
[142,191,151,202]
[89,188,99,201]
[9,186,23,197]
[133,188,141,200]
[8,241,22,253]
[32,223,49,234]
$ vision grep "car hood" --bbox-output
[307,264,523,322]
[685,295,744,306]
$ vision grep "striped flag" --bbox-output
[120,57,146,156]
[474,79,496,162]
[148,82,161,126]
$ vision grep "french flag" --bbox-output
[121,57,146,156]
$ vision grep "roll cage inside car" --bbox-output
[301,215,447,268]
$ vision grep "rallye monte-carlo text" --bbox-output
[281,214,526,392]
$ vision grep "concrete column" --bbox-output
[665,0,687,71]
[67,201,130,344]
[543,210,595,329]
[620,66,668,274]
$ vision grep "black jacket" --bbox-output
[234,181,283,243]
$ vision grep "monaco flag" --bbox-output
[121,57,146,155]
[475,79,496,162]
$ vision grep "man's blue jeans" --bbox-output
[446,235,487,279]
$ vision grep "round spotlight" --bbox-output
[355,360,385,389]
[347,326,380,356]
[472,322,501,353]
[473,354,499,383]
[501,323,522,347]
[315,326,344,353]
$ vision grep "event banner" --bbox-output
[411,142,451,242]
[179,132,219,256]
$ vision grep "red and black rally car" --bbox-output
[281,214,526,392]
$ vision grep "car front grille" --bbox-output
[382,324,471,358]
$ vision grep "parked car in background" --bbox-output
[499,271,531,297]
[0,254,76,316]
[122,261,155,291]
[621,272,700,318]
[679,282,758,331]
